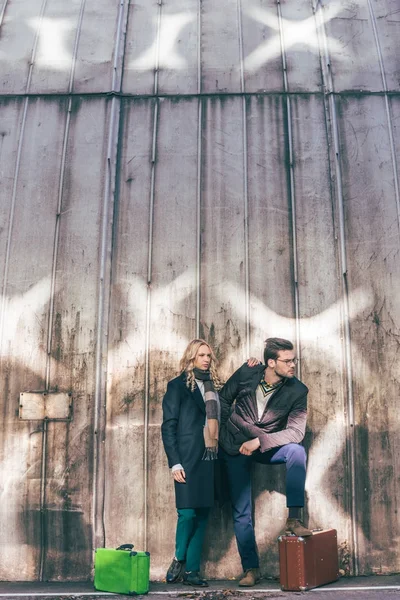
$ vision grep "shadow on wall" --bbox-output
[17,507,92,580]
[200,424,396,579]
[0,352,94,581]
[0,363,397,580]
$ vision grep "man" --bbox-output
[219,337,311,587]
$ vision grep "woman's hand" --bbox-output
[172,468,186,483]
[247,357,261,367]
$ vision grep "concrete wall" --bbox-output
[0,0,399,581]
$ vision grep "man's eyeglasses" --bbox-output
[276,358,298,366]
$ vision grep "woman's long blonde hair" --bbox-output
[179,338,223,391]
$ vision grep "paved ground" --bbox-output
[0,576,400,600]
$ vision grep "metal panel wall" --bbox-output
[0,0,399,582]
[338,93,400,574]
[0,97,65,580]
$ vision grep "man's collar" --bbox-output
[259,376,283,393]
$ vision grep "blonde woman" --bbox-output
[161,339,222,587]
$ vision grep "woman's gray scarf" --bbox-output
[194,368,220,460]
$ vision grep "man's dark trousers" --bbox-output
[219,443,307,570]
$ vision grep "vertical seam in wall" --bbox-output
[366,0,400,235]
[312,0,358,575]
[92,0,127,554]
[0,0,47,577]
[237,0,250,357]
[276,0,301,374]
[38,418,48,581]
[1,0,51,581]
[112,0,126,92]
[39,0,85,581]
[153,0,162,98]
[29,0,48,582]
[41,104,67,578]
[26,0,48,92]
[40,0,86,581]
[196,100,202,339]
[45,0,86,393]
[0,0,9,27]
[0,100,26,361]
[196,0,202,338]
[144,99,159,551]
[144,0,162,551]
[0,0,47,365]
[69,0,86,93]
[366,0,399,538]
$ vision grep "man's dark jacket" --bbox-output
[219,363,308,455]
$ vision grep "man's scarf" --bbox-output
[193,368,220,461]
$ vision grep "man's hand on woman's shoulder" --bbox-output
[246,357,261,367]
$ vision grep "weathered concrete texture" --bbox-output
[0,0,400,585]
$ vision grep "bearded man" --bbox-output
[219,337,311,587]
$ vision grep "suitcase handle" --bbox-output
[116,544,134,551]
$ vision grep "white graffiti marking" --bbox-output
[243,2,343,72]
[131,13,195,71]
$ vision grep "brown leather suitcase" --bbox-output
[278,529,339,591]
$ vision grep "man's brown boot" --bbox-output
[285,518,312,537]
[238,568,260,587]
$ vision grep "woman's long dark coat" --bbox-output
[161,374,214,509]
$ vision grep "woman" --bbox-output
[161,339,222,587]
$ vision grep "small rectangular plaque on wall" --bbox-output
[19,392,73,421]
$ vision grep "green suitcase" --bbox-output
[94,544,150,595]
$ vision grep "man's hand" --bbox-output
[239,438,261,455]
[247,357,261,367]
[172,469,186,483]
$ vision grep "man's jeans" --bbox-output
[219,443,307,570]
